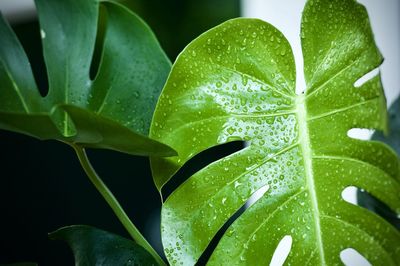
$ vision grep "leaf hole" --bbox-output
[245,184,270,208]
[347,128,374,140]
[12,16,49,96]
[340,248,371,266]
[353,67,379,88]
[89,4,108,81]
[195,205,246,265]
[196,184,269,265]
[270,235,292,266]
[342,186,400,229]
[341,186,358,205]
[161,141,245,201]
[357,189,400,229]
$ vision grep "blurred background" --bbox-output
[0,0,398,265]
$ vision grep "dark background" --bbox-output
[0,1,240,265]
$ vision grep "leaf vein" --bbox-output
[0,60,30,113]
[211,62,294,99]
[307,98,377,122]
[238,188,306,261]
[169,111,296,137]
[321,214,396,264]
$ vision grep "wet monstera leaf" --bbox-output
[358,97,400,229]
[0,0,175,156]
[150,0,400,265]
[50,225,158,266]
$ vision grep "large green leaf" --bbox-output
[150,0,400,264]
[0,0,175,156]
[50,225,158,265]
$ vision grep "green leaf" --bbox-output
[50,225,158,266]
[358,97,400,228]
[150,0,400,264]
[0,0,175,156]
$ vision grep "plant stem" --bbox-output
[72,144,166,266]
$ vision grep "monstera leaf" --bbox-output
[358,97,400,229]
[50,225,158,265]
[150,0,400,264]
[0,0,175,156]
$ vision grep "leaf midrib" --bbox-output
[63,56,70,136]
[168,111,296,137]
[1,60,30,113]
[296,94,326,265]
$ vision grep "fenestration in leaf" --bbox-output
[0,0,175,156]
[358,97,400,229]
[371,97,400,155]
[150,0,400,265]
[50,225,158,266]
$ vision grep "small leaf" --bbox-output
[49,225,158,266]
[150,0,400,264]
[0,0,174,156]
[58,104,175,156]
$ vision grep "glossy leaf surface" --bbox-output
[0,0,175,156]
[151,0,400,264]
[50,225,158,266]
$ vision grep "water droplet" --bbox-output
[226,229,235,236]
[40,29,46,39]
[227,127,235,135]
[222,197,227,205]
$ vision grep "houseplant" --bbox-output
[0,0,399,265]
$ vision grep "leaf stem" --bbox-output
[72,144,166,266]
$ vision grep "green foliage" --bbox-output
[50,225,158,265]
[0,0,175,156]
[150,0,400,265]
[0,0,174,264]
[1,0,399,265]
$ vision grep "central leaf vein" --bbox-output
[296,94,326,265]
